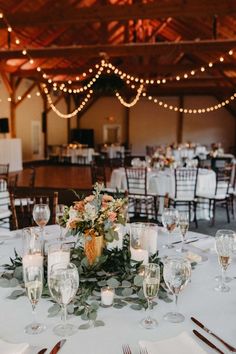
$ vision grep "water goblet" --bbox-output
[33,203,50,242]
[24,265,45,334]
[214,229,235,292]
[177,213,189,253]
[48,262,79,337]
[140,263,160,329]
[56,204,67,240]
[163,256,191,323]
[162,208,179,249]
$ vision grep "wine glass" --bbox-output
[162,208,179,249]
[178,213,189,253]
[214,230,235,292]
[140,263,160,329]
[33,204,50,242]
[163,256,191,323]
[48,262,79,337]
[24,265,45,334]
[56,204,66,240]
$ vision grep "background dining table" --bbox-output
[0,225,235,353]
[109,168,216,220]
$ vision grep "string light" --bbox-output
[115,85,144,107]
[46,90,93,119]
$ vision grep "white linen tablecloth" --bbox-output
[110,168,216,220]
[0,226,235,353]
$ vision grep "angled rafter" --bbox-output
[1,1,235,28]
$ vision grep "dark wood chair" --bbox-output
[0,179,11,229]
[0,163,9,180]
[197,164,232,225]
[90,163,107,187]
[169,167,199,227]
[125,167,158,222]
[10,191,58,230]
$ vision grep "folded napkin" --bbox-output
[139,331,207,354]
[0,338,29,354]
[186,251,202,264]
[191,238,215,253]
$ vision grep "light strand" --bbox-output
[46,90,93,118]
[115,84,144,107]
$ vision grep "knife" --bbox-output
[191,317,236,352]
[172,238,199,245]
[193,330,224,354]
[49,339,66,354]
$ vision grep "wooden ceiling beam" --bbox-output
[1,1,235,28]
[1,39,236,60]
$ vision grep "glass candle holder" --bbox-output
[101,287,115,307]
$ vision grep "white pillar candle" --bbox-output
[101,287,115,306]
[130,248,149,265]
[144,226,158,254]
[22,253,44,269]
[47,250,70,274]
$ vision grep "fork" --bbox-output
[122,344,132,354]
[139,347,148,354]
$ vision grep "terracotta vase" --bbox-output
[94,235,104,258]
[84,231,104,265]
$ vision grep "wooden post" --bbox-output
[10,75,16,138]
[42,94,48,158]
[66,95,71,143]
[176,95,184,144]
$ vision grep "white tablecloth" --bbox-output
[62,148,95,164]
[101,146,125,159]
[0,139,23,171]
[0,226,234,353]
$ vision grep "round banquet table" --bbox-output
[109,168,216,220]
[0,225,235,354]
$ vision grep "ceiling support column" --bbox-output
[176,95,184,144]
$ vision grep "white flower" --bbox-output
[69,208,78,219]
[84,203,97,221]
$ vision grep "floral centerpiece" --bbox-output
[61,183,128,265]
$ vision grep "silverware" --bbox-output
[191,317,236,352]
[122,344,132,354]
[172,238,199,245]
[49,339,66,354]
[193,329,224,354]
[37,349,47,354]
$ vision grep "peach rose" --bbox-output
[107,211,117,222]
[74,201,85,211]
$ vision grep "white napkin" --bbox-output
[139,332,207,354]
[0,338,29,354]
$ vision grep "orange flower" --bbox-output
[74,201,85,211]
[108,211,117,222]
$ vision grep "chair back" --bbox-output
[125,167,148,195]
[0,179,11,228]
[10,191,58,230]
[215,164,232,197]
[174,168,199,199]
[0,164,9,183]
[90,163,107,187]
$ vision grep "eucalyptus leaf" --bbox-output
[97,280,107,287]
[88,310,97,321]
[67,304,75,314]
[79,323,91,330]
[94,320,105,327]
[13,267,23,281]
[137,288,145,299]
[0,278,10,287]
[90,301,99,310]
[81,313,88,321]
[121,280,131,287]
[48,303,61,317]
[113,303,126,309]
[7,289,25,299]
[134,275,143,287]
[107,278,120,288]
[130,304,142,310]
[122,288,133,297]
[9,278,19,287]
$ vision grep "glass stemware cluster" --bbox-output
[32,203,50,241]
[162,208,179,248]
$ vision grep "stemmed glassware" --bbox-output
[163,256,191,323]
[162,208,179,249]
[214,229,235,292]
[140,263,160,329]
[56,204,66,240]
[48,262,79,337]
[24,265,45,334]
[178,213,189,253]
[33,204,50,241]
